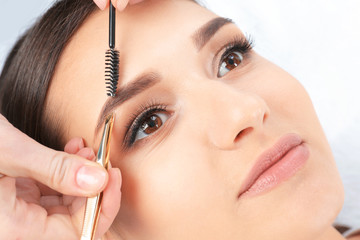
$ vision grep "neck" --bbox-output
[316,226,346,240]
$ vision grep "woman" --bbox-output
[0,0,354,239]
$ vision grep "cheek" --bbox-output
[226,60,343,237]
[247,59,325,141]
[116,136,234,239]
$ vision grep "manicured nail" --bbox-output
[94,0,107,10]
[76,165,106,192]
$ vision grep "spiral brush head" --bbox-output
[105,3,119,97]
[105,49,119,97]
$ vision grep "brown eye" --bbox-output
[218,51,244,77]
[141,114,163,134]
[134,112,169,142]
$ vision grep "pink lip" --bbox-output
[238,133,310,199]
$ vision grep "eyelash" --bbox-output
[123,35,254,149]
[217,35,254,74]
[124,100,168,148]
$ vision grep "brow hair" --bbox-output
[192,17,233,50]
[95,72,160,134]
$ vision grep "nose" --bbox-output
[199,83,270,150]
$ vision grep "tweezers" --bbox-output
[80,113,115,240]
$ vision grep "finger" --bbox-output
[37,181,62,196]
[40,195,63,208]
[95,168,122,239]
[0,177,25,239]
[40,194,79,211]
[15,177,41,204]
[43,214,79,240]
[64,137,84,155]
[0,176,16,206]
[129,0,144,5]
[46,205,69,215]
[96,0,143,12]
[40,195,70,215]
[37,147,95,197]
[67,168,122,238]
[112,0,130,11]
[93,0,108,10]
[0,124,108,197]
[0,175,78,240]
[76,147,96,160]
[0,113,8,123]
[64,137,95,161]
[35,147,95,198]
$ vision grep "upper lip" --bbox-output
[238,133,303,198]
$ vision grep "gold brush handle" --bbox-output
[80,113,114,240]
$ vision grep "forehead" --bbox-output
[48,0,218,146]
[114,0,218,79]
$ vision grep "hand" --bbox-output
[0,114,121,239]
[93,0,145,11]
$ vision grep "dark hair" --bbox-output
[0,0,97,150]
[0,0,200,151]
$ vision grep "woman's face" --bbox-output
[47,0,344,239]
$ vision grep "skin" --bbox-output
[46,0,346,239]
[94,0,145,11]
[0,115,120,239]
[0,2,141,240]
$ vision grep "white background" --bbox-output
[1,0,359,228]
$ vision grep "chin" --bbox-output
[285,149,345,240]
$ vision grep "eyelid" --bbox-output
[122,109,175,152]
[123,102,168,147]
[211,35,254,77]
[134,112,169,142]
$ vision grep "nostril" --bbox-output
[263,111,269,123]
[235,127,253,142]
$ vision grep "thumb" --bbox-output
[0,119,107,197]
[36,148,108,197]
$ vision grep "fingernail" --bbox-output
[76,165,106,192]
[129,0,144,5]
[116,168,122,188]
[78,138,84,149]
[88,150,96,160]
[79,148,95,160]
[117,0,127,11]
[95,0,107,10]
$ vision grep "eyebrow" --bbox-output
[95,17,233,134]
[95,72,160,134]
[192,17,234,51]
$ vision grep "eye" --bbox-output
[217,50,244,77]
[133,112,169,142]
[216,36,254,77]
[124,103,171,148]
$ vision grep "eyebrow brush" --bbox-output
[105,3,119,97]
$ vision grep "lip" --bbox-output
[238,133,310,199]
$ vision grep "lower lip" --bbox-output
[240,143,310,198]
